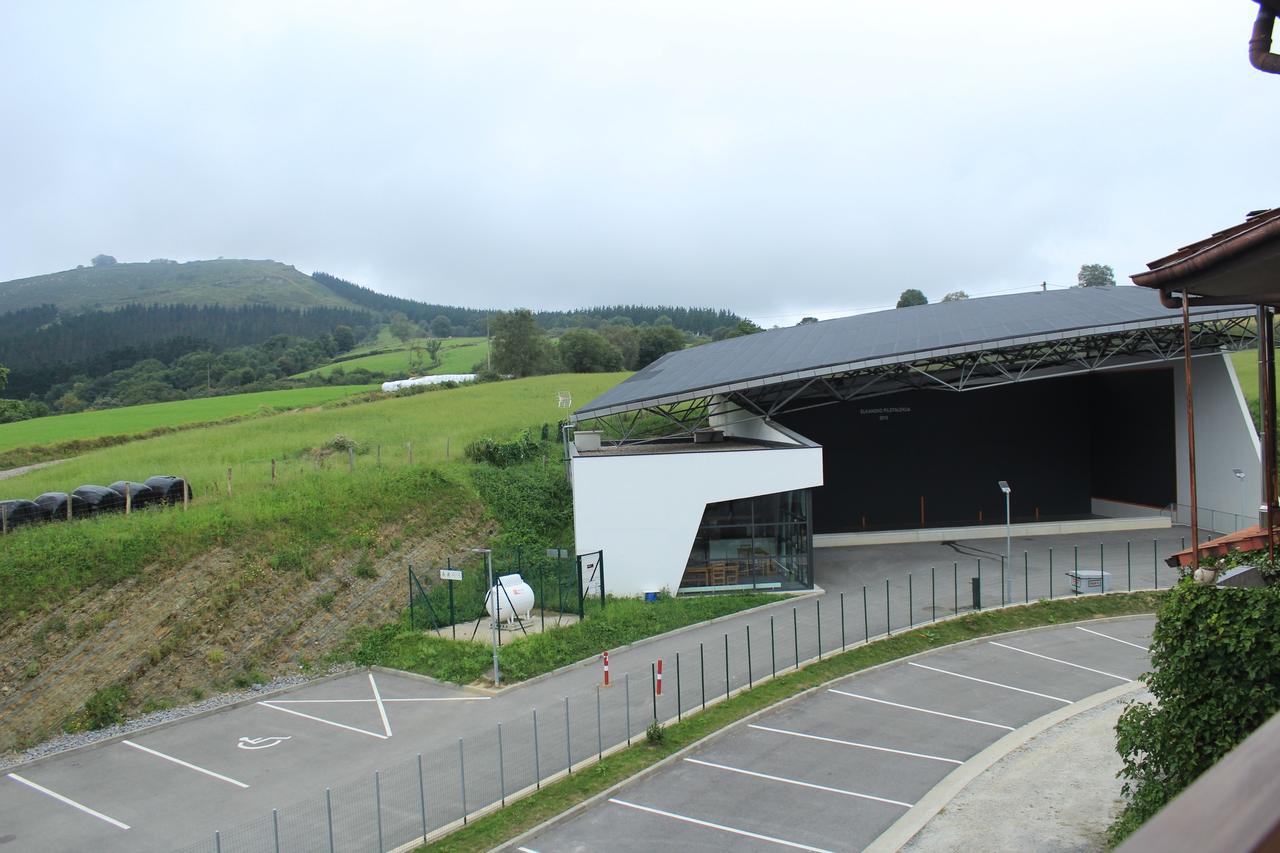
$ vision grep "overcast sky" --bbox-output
[1,1,1273,324]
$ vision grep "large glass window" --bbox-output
[680,490,813,593]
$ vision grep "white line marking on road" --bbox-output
[827,690,1014,731]
[1076,626,1151,652]
[266,697,489,704]
[122,740,249,788]
[516,847,541,853]
[685,757,913,807]
[748,724,963,765]
[907,662,1072,704]
[608,798,836,852]
[369,673,393,738]
[7,773,130,830]
[988,641,1133,682]
[257,702,389,739]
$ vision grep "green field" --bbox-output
[0,373,626,619]
[0,386,378,456]
[296,337,489,379]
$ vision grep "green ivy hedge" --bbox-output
[1110,579,1280,843]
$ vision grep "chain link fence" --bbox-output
[171,532,1191,853]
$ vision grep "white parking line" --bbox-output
[748,724,963,765]
[268,697,489,704]
[368,673,393,738]
[988,642,1133,681]
[121,740,249,788]
[7,773,130,830]
[609,798,836,852]
[1076,626,1150,651]
[828,690,1014,731]
[685,757,913,807]
[257,701,389,739]
[907,662,1072,704]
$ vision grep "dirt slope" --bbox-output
[0,501,490,755]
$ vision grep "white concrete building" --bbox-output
[567,288,1259,597]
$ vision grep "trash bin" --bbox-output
[1065,569,1112,595]
[644,590,659,602]
[971,577,982,610]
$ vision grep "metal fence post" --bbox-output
[375,770,384,852]
[885,578,891,635]
[863,585,869,643]
[1154,539,1158,589]
[908,573,913,628]
[792,607,799,669]
[1024,551,1029,603]
[1000,556,1006,606]
[724,633,730,697]
[325,788,335,852]
[931,567,936,622]
[953,563,958,614]
[1101,543,1106,593]
[700,642,706,710]
[977,560,982,611]
[840,592,847,649]
[273,808,281,853]
[676,652,683,719]
[417,753,427,837]
[817,599,823,659]
[214,831,221,853]
[533,710,541,789]
[746,626,753,689]
[1049,547,1054,598]
[459,738,468,822]
[499,722,507,805]
[770,617,776,677]
[596,689,602,762]
[563,697,571,774]
[1127,540,1132,591]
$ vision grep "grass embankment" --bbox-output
[352,593,779,684]
[296,337,489,379]
[421,591,1163,852]
[0,373,626,623]
[0,385,377,461]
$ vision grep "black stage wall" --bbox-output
[778,368,1176,534]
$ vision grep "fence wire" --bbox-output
[170,533,1189,852]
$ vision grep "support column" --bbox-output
[1182,290,1200,573]
[1261,307,1278,558]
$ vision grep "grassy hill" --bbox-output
[0,385,377,458]
[0,259,366,314]
[0,372,625,750]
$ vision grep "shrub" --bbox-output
[464,431,539,467]
[1110,580,1280,843]
[646,720,666,745]
[66,683,131,731]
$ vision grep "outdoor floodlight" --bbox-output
[998,480,1011,494]
[1233,468,1246,480]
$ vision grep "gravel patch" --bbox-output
[0,666,349,770]
[0,457,69,482]
[903,688,1148,853]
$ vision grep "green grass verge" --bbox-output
[295,337,489,379]
[419,590,1163,852]
[0,385,377,457]
[0,373,626,623]
[351,593,780,684]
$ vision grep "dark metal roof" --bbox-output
[574,286,1251,420]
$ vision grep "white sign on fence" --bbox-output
[580,552,602,598]
[440,569,463,582]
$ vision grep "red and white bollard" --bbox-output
[602,650,610,687]
[656,658,663,695]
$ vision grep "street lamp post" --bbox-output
[1234,468,1247,530]
[998,481,1012,604]
[471,547,500,686]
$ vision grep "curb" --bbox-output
[864,679,1146,853]
[493,611,1154,852]
[2,666,360,774]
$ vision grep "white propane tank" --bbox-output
[486,573,535,624]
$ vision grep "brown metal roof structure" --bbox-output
[1132,207,1280,305]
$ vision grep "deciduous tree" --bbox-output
[1077,263,1116,287]
[896,289,928,308]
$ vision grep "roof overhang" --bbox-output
[1132,207,1280,305]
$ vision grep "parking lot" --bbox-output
[0,670,491,852]
[507,616,1153,853]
